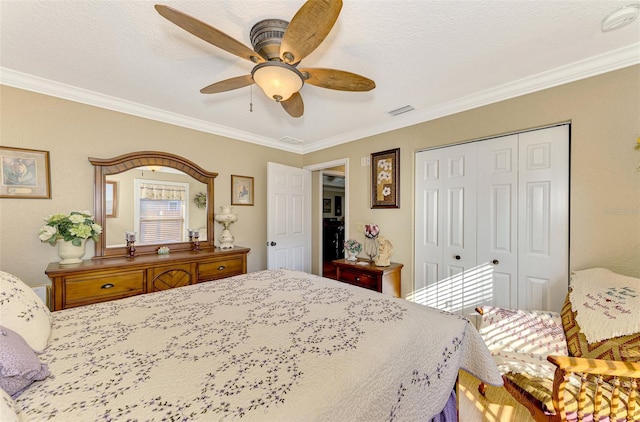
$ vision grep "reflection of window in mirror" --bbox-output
[134,179,190,244]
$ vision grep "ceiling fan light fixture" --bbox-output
[251,62,304,102]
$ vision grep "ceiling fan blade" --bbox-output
[299,68,375,91]
[200,75,254,94]
[281,92,304,118]
[155,5,265,64]
[279,0,342,64]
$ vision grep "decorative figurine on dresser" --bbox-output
[45,152,250,311]
[374,236,393,267]
[332,224,402,297]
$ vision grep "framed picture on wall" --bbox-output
[231,175,254,206]
[0,146,51,199]
[371,148,400,208]
[105,181,117,217]
[323,198,331,213]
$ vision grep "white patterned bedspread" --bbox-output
[16,269,502,421]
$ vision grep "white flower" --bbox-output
[38,225,57,241]
[92,224,103,235]
[38,211,102,245]
[382,186,391,197]
[378,159,392,171]
[69,214,85,224]
[377,170,391,184]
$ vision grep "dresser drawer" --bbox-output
[64,270,145,307]
[199,256,244,281]
[148,263,194,291]
[337,269,379,291]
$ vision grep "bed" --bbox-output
[1,269,502,421]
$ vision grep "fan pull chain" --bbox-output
[249,85,253,113]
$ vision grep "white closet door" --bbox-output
[415,148,443,308]
[518,125,569,311]
[414,124,569,314]
[415,143,477,314]
[442,144,477,314]
[476,134,519,310]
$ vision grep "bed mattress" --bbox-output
[16,269,502,421]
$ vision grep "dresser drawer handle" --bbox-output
[355,276,360,282]
[101,283,115,289]
[218,265,226,271]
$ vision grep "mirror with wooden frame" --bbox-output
[90,151,217,258]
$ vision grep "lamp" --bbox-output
[214,205,238,249]
[146,165,162,172]
[251,61,304,102]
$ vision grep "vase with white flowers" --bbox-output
[343,239,362,261]
[38,211,102,264]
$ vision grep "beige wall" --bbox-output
[304,65,640,297]
[0,85,302,286]
[2,65,639,293]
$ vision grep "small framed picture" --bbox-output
[323,198,331,213]
[371,148,400,208]
[231,175,254,206]
[0,146,51,199]
[105,181,117,217]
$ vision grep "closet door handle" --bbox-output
[454,255,461,260]
[492,259,499,265]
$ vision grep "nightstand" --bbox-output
[332,259,402,297]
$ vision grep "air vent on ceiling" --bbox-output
[280,136,305,144]
[387,105,415,116]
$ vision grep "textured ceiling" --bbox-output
[1,1,639,153]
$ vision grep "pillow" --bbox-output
[0,326,50,398]
[0,271,52,352]
[0,387,20,422]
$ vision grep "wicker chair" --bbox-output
[476,270,640,422]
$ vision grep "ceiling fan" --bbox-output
[155,0,375,118]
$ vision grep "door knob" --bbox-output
[454,255,461,260]
[492,259,499,265]
[270,241,276,246]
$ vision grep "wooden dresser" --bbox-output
[45,247,249,311]
[332,259,403,298]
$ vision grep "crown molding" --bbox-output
[0,68,305,154]
[2,42,638,155]
[300,42,640,154]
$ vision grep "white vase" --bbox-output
[363,237,379,261]
[57,239,86,264]
[346,250,358,261]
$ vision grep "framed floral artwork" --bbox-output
[0,146,51,199]
[371,148,400,208]
[231,175,254,206]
